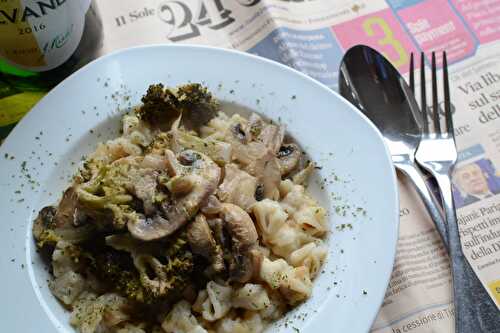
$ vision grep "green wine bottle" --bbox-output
[0,0,103,141]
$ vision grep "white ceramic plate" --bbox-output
[0,45,398,333]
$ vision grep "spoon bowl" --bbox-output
[339,45,421,159]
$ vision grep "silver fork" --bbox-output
[411,52,500,333]
[410,52,450,247]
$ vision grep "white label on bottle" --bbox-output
[0,0,90,72]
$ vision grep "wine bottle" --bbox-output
[0,0,103,141]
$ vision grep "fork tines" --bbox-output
[409,51,453,138]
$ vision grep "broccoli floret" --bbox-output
[137,83,219,132]
[175,83,219,130]
[135,234,194,300]
[76,163,140,230]
[90,234,194,305]
[92,249,150,303]
[32,206,60,249]
[138,83,180,127]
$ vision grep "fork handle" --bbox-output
[434,174,500,333]
[396,162,448,247]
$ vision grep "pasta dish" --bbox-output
[33,83,328,333]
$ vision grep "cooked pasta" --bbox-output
[32,83,329,333]
[232,283,271,311]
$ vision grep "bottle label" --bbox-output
[0,0,91,72]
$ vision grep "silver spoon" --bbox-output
[338,45,448,246]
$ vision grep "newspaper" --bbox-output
[5,0,500,331]
[94,1,500,331]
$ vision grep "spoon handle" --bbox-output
[396,161,448,247]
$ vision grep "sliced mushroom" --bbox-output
[127,214,174,242]
[217,164,257,211]
[277,143,301,175]
[55,187,81,227]
[219,203,259,283]
[34,188,93,245]
[187,214,215,252]
[201,195,222,215]
[166,175,195,195]
[187,214,225,273]
[128,149,220,241]
[140,153,168,170]
[105,233,161,255]
[206,217,227,248]
[164,149,185,176]
[220,203,258,250]
[162,150,221,219]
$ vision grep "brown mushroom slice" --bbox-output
[219,203,259,283]
[160,172,217,227]
[206,217,227,247]
[55,187,81,227]
[128,149,221,241]
[220,203,258,250]
[164,149,184,177]
[277,143,301,176]
[187,214,215,253]
[140,153,169,170]
[34,188,93,245]
[201,195,222,215]
[166,174,196,195]
[217,164,257,211]
[105,233,160,254]
[187,214,225,273]
[226,246,263,283]
[127,214,173,242]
